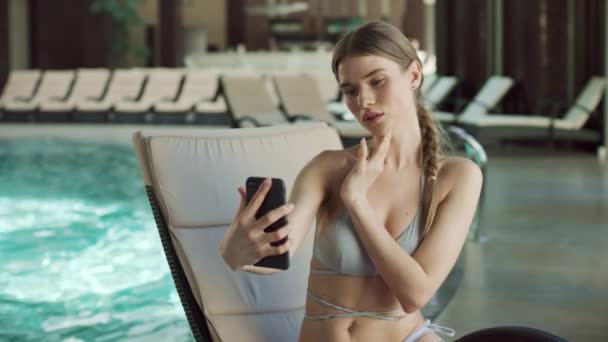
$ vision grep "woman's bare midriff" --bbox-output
[298,260,426,342]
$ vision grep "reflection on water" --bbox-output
[0,138,192,341]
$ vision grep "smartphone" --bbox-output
[245,177,290,270]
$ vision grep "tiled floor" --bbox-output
[436,152,608,341]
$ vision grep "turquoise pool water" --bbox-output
[0,138,192,341]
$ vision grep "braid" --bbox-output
[415,92,446,237]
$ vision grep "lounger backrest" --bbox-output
[421,73,438,96]
[425,76,458,109]
[104,69,147,102]
[0,70,41,102]
[181,69,221,102]
[459,76,515,122]
[139,68,184,103]
[132,123,342,342]
[306,71,340,103]
[70,69,111,100]
[221,74,286,126]
[562,77,606,129]
[272,73,333,122]
[34,70,75,101]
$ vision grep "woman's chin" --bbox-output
[364,117,390,134]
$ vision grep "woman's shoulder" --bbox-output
[437,156,483,196]
[310,148,356,170]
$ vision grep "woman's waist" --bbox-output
[305,287,402,315]
[300,305,424,342]
[307,263,399,310]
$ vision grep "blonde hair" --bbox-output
[332,21,449,237]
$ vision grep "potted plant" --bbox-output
[89,0,150,67]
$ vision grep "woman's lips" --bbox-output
[363,111,384,123]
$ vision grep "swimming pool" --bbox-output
[0,137,192,341]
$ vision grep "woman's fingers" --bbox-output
[356,138,368,172]
[259,236,292,257]
[371,130,392,166]
[260,225,290,245]
[242,178,272,220]
[252,202,294,232]
[358,138,368,161]
[234,187,247,218]
[377,131,392,158]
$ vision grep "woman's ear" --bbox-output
[408,61,423,90]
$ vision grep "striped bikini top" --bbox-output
[311,176,425,277]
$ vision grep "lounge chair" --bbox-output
[154,69,229,126]
[3,70,74,121]
[75,69,146,122]
[303,70,349,117]
[459,77,606,145]
[421,73,439,97]
[220,74,292,127]
[424,76,458,111]
[37,68,110,122]
[432,76,515,124]
[272,73,371,145]
[0,70,41,119]
[114,68,184,123]
[132,123,343,341]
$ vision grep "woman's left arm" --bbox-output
[344,158,483,313]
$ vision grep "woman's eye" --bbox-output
[371,79,384,86]
[343,89,356,96]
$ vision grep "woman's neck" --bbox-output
[371,127,422,171]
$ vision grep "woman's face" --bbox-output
[337,54,421,134]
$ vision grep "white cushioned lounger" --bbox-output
[75,69,146,121]
[3,70,74,116]
[460,77,606,144]
[432,76,515,123]
[0,70,41,112]
[132,123,342,341]
[37,68,110,121]
[272,73,370,140]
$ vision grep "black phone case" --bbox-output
[246,177,290,270]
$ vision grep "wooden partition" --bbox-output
[436,0,606,117]
[28,0,111,68]
[0,0,8,91]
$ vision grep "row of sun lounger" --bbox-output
[0,67,604,145]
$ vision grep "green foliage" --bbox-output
[89,0,150,66]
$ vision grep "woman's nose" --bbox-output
[357,89,375,108]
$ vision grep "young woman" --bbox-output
[219,21,483,342]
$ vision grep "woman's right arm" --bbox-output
[218,151,330,274]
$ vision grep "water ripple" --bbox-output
[0,138,192,341]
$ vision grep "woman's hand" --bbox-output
[340,131,392,205]
[218,178,294,271]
